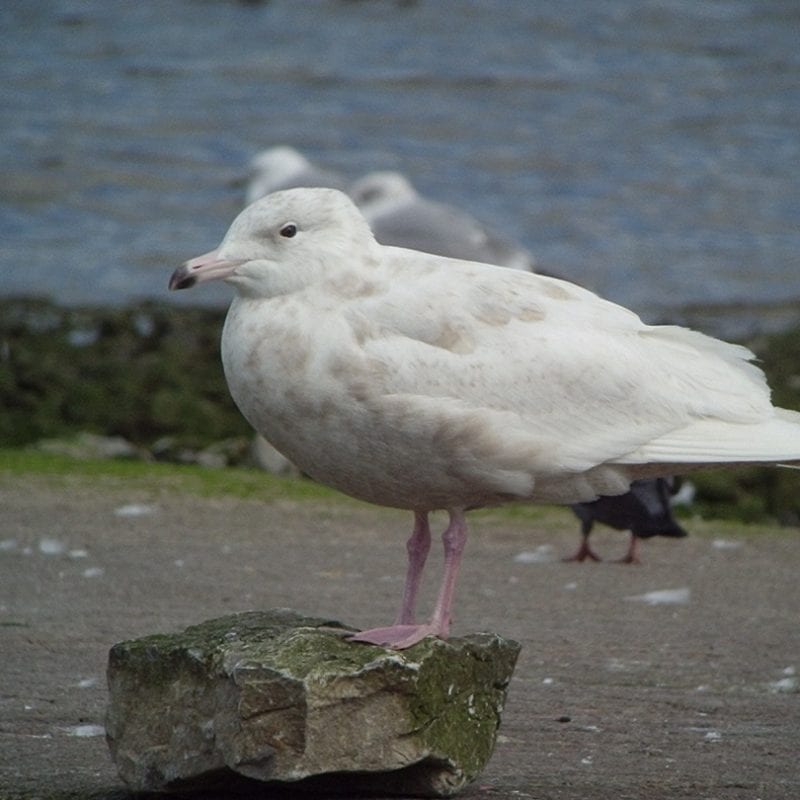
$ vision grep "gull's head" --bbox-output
[349,171,418,214]
[249,146,310,183]
[246,146,311,203]
[169,188,379,298]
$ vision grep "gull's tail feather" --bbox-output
[617,408,800,468]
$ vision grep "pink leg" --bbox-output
[427,508,467,637]
[563,533,602,563]
[394,511,431,625]
[613,533,642,565]
[350,509,468,649]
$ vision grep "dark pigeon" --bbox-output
[566,477,688,564]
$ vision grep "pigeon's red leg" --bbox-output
[350,509,467,649]
[613,533,642,564]
[394,511,431,625]
[562,531,602,562]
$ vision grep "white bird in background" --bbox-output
[245,146,348,205]
[170,187,800,649]
[246,147,536,270]
[350,170,536,271]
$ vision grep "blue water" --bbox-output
[2,0,800,336]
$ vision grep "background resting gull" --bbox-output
[169,187,800,649]
[247,149,537,271]
[245,145,348,205]
[349,170,537,271]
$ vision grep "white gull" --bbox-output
[350,171,536,271]
[245,146,348,205]
[170,187,800,649]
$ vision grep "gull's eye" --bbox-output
[279,223,297,238]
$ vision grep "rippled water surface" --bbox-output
[2,0,799,335]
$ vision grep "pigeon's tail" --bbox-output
[634,517,688,539]
[618,408,800,469]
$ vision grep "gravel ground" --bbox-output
[1,473,798,799]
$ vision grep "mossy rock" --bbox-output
[106,609,520,797]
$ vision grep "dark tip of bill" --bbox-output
[168,268,196,291]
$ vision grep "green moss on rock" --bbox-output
[106,610,520,797]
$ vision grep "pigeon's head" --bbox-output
[169,188,379,298]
